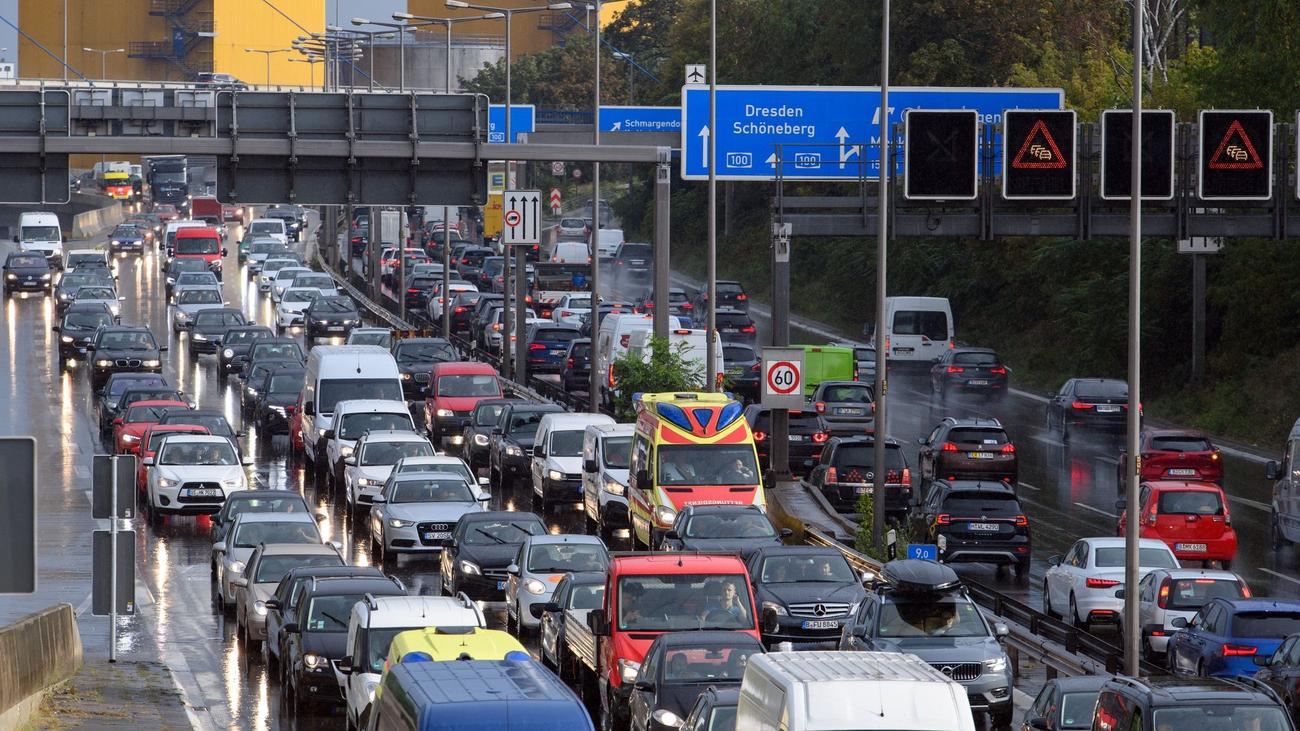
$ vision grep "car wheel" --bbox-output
[506,601,518,634]
[1142,636,1158,664]
[1042,581,1055,618]
[263,638,279,676]
[1069,593,1086,630]
[1061,421,1071,444]
[1014,559,1029,579]
[1196,659,1205,678]
[1273,515,1288,549]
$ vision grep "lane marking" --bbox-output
[1019,482,1042,492]
[1228,495,1270,512]
[1259,568,1300,586]
[1073,501,1117,519]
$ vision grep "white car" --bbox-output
[1134,567,1250,660]
[270,266,312,301]
[504,534,609,631]
[369,473,489,565]
[325,399,418,492]
[1043,536,1179,630]
[232,541,342,649]
[143,434,248,524]
[246,217,288,244]
[245,239,291,274]
[550,293,592,325]
[287,271,338,298]
[409,262,444,279]
[212,512,328,612]
[344,430,437,517]
[259,258,301,292]
[390,455,486,495]
[171,285,225,331]
[275,287,323,332]
[484,308,542,353]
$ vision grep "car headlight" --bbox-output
[303,652,326,670]
[460,560,481,575]
[142,359,161,368]
[175,311,189,321]
[95,359,113,367]
[389,518,414,528]
[122,434,140,444]
[4,273,15,281]
[436,408,455,418]
[157,477,179,488]
[317,427,327,438]
[358,478,381,487]
[401,372,412,380]
[109,304,120,316]
[618,659,641,684]
[246,388,259,397]
[111,240,121,247]
[603,479,625,496]
[40,272,52,281]
[340,444,354,458]
[341,319,355,325]
[523,578,547,595]
[654,505,677,525]
[222,348,234,358]
[60,292,71,300]
[254,601,267,616]
[652,710,683,728]
[473,433,489,447]
[505,445,522,457]
[761,600,789,617]
[192,332,208,341]
[985,656,1008,673]
[269,406,286,416]
[547,469,564,482]
[227,560,246,575]
[61,335,74,343]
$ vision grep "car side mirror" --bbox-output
[158,345,168,352]
[302,402,314,416]
[530,602,559,619]
[372,495,386,504]
[113,417,123,426]
[322,429,335,440]
[222,248,228,257]
[477,476,490,486]
[779,528,793,539]
[636,469,651,488]
[1047,555,1061,567]
[1255,653,1273,667]
[231,577,248,588]
[917,437,927,445]
[241,457,254,467]
[213,541,226,553]
[1170,617,1188,628]
[587,608,609,637]
[344,456,355,466]
[477,493,491,503]
[1029,719,1051,730]
[664,530,680,541]
[265,599,280,610]
[329,541,343,552]
[533,444,545,458]
[583,458,598,473]
[491,427,503,436]
[994,623,1009,640]
[1267,460,1281,481]
[335,656,353,676]
[51,326,59,333]
[283,623,300,634]
[142,457,154,466]
[633,678,655,692]
[506,563,520,575]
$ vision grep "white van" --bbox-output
[300,345,404,469]
[15,212,64,266]
[594,313,683,408]
[737,651,976,731]
[626,327,723,390]
[246,217,289,245]
[549,240,590,264]
[592,227,625,259]
[530,412,615,510]
[582,423,634,540]
[875,296,954,364]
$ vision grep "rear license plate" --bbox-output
[496,580,508,590]
[1166,468,1197,476]
[1097,404,1121,412]
[788,434,805,442]
[835,407,864,416]
[801,619,839,630]
[967,379,989,386]
[551,349,565,355]
[968,452,994,459]
[855,486,871,494]
[894,347,914,354]
[185,488,222,498]
[631,260,646,265]
[721,327,738,333]
[968,522,1000,531]
[726,368,741,376]
[1175,543,1207,552]
[422,531,451,541]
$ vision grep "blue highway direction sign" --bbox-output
[488,105,536,143]
[907,544,939,561]
[599,106,681,133]
[680,85,1063,181]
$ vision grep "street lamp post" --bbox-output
[83,46,126,80]
[349,19,431,92]
[244,47,289,86]
[612,50,634,104]
[393,12,504,94]
[288,56,321,89]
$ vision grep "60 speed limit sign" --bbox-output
[761,347,805,408]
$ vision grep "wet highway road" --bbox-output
[4,218,1296,729]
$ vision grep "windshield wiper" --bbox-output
[474,527,507,544]
[320,611,347,629]
[510,522,539,536]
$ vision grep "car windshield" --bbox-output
[317,380,403,413]
[263,260,295,273]
[759,554,856,583]
[60,274,100,288]
[311,298,355,314]
[105,376,165,398]
[953,351,1000,366]
[462,518,544,545]
[569,584,605,610]
[283,289,318,304]
[22,225,59,240]
[175,273,217,286]
[391,478,474,503]
[723,346,755,364]
[126,405,176,423]
[661,645,757,683]
[338,412,412,440]
[268,373,304,394]
[275,269,310,282]
[348,332,391,347]
[75,287,115,300]
[1093,547,1177,568]
[1157,490,1223,515]
[534,329,579,343]
[306,594,362,633]
[1151,705,1289,730]
[1058,692,1096,729]
[121,390,176,408]
[255,554,340,584]
[10,255,46,267]
[250,222,283,235]
[112,226,138,238]
[526,544,608,573]
[232,521,318,548]
[549,430,585,457]
[193,311,245,328]
[250,343,303,361]
[878,596,988,638]
[395,342,456,364]
[617,575,754,631]
[294,275,333,290]
[178,289,222,304]
[1165,579,1246,611]
[508,411,553,436]
[169,259,208,274]
[227,495,307,519]
[940,492,1020,516]
[65,311,114,330]
[147,430,201,451]
[224,329,270,345]
[473,403,507,425]
[438,374,499,398]
[684,513,775,539]
[717,282,743,295]
[892,310,948,340]
[175,237,219,255]
[1151,436,1213,452]
[251,242,286,255]
[1231,611,1300,638]
[99,331,156,350]
[602,436,632,468]
[394,462,474,484]
[657,445,760,487]
[158,441,237,465]
[360,441,433,466]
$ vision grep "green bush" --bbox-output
[854,489,914,563]
[610,336,704,421]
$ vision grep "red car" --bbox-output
[113,399,190,455]
[153,204,180,223]
[1117,480,1238,567]
[137,424,209,493]
[423,361,502,449]
[172,226,226,280]
[1118,428,1222,490]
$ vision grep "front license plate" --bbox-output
[1176,543,1207,552]
[327,326,344,332]
[968,452,994,459]
[495,580,508,590]
[801,619,840,630]
[1166,468,1197,476]
[185,488,222,498]
[1097,404,1121,413]
[835,407,864,416]
[422,531,451,541]
[968,522,1000,531]
[967,379,989,386]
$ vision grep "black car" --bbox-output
[714,308,757,346]
[930,347,1010,400]
[97,373,168,424]
[455,246,494,281]
[53,303,115,362]
[1091,675,1291,731]
[264,565,383,674]
[254,367,306,433]
[1251,633,1300,726]
[476,256,504,291]
[628,631,764,731]
[392,337,457,399]
[304,295,360,341]
[216,325,275,375]
[488,403,567,489]
[531,570,606,678]
[187,307,248,360]
[88,326,166,391]
[158,409,239,450]
[402,275,440,310]
[237,337,306,375]
[748,546,867,646]
[2,252,52,295]
[744,406,829,477]
[461,398,524,470]
[560,338,592,392]
[696,280,750,313]
[723,344,761,402]
[1019,675,1108,731]
[659,504,789,555]
[678,686,740,731]
[100,386,187,438]
[242,360,301,420]
[611,242,652,282]
[808,436,912,518]
[439,511,547,601]
[446,291,485,334]
[909,479,1031,577]
[54,270,114,312]
[281,575,405,717]
[1046,377,1131,442]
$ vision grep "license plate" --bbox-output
[631,260,646,265]
[495,580,508,591]
[1176,543,1207,552]
[968,452,994,459]
[801,619,840,630]
[1166,468,1197,476]
[894,347,914,354]
[855,486,871,494]
[788,434,805,442]
[327,326,344,332]
[835,407,864,416]
[967,379,989,386]
[1097,404,1121,413]
[968,522,1000,531]
[726,368,741,376]
[185,488,222,498]
[721,327,738,333]
[551,349,565,355]
[422,531,451,540]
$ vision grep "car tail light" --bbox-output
[814,402,825,413]
[454,306,468,314]
[1146,506,1158,526]
[1211,450,1221,462]
[825,467,839,484]
[1014,515,1028,526]
[1239,582,1252,598]
[1000,443,1016,454]
[941,442,958,452]
[935,514,951,525]
[990,366,1007,374]
[1223,644,1258,657]
[750,362,760,373]
[607,363,616,387]
[406,288,419,293]
[812,431,828,444]
[1157,579,1171,608]
[946,366,965,374]
[566,357,575,368]
[753,431,767,442]
[682,303,694,310]
[1071,401,1093,410]
[948,340,955,349]
[492,323,502,331]
[461,257,470,264]
[1086,577,1120,588]
[736,293,748,301]
[741,325,756,333]
[529,343,546,351]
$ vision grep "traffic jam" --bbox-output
[10,192,1300,731]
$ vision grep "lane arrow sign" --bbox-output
[698,126,710,169]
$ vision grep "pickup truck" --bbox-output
[561,553,761,731]
[530,262,590,319]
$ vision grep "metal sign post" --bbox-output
[762,347,804,484]
[0,438,36,594]
[91,454,137,662]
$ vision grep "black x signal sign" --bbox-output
[1199,110,1273,201]
[903,110,978,201]
[1002,109,1077,200]
[1100,110,1176,201]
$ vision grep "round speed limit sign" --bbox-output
[766,360,800,395]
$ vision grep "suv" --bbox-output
[744,406,829,477]
[916,417,1017,486]
[1091,675,1291,730]
[88,325,165,390]
[838,560,1012,729]
[1046,377,1131,442]
[928,347,1010,400]
[909,480,1032,577]
[611,242,652,283]
[809,380,875,435]
[696,279,750,313]
[807,436,912,518]
[715,307,757,346]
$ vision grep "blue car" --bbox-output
[108,223,146,253]
[524,323,582,375]
[1167,597,1300,678]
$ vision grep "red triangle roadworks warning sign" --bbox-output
[1208,119,1264,170]
[1011,119,1068,170]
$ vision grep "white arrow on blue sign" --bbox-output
[488,105,537,143]
[680,85,1064,181]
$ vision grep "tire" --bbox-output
[1273,515,1288,549]
[1069,594,1086,630]
[506,602,518,635]
[1196,660,1205,678]
[264,638,279,677]
[1014,559,1029,579]
[1142,636,1158,665]
[1061,421,1071,445]
[1042,581,1055,618]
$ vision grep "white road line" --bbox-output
[1259,568,1300,586]
[1073,501,1118,519]
[1227,495,1270,511]
[1019,482,1042,492]
[1010,388,1050,404]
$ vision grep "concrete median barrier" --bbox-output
[0,603,83,728]
[70,200,124,240]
